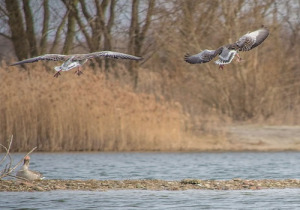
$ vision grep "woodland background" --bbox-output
[0,0,300,152]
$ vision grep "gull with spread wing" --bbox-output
[184,44,239,70]
[184,25,269,69]
[11,51,143,77]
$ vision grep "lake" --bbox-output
[1,152,300,209]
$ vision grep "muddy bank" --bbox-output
[1,179,300,192]
[225,125,300,151]
[181,125,300,152]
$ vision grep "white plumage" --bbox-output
[215,50,237,65]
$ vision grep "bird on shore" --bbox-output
[184,25,269,69]
[16,156,44,180]
[10,51,143,77]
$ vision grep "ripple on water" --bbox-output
[2,189,300,209]
[7,152,300,180]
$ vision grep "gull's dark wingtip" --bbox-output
[10,62,21,66]
[184,53,191,63]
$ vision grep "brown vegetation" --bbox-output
[0,63,193,151]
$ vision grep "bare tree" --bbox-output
[70,0,116,73]
[62,0,78,54]
[4,0,29,60]
[1,0,54,58]
[49,11,68,53]
[22,0,38,56]
[98,0,116,70]
[128,0,155,88]
[40,0,49,54]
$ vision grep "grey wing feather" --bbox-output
[250,28,269,49]
[184,50,217,64]
[85,51,143,61]
[32,170,44,179]
[235,36,255,51]
[10,54,69,66]
[236,27,269,51]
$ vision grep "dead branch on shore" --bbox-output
[0,135,37,180]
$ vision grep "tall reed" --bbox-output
[0,63,192,152]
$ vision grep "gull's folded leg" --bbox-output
[53,71,61,78]
[236,53,243,62]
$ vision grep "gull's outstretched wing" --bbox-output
[84,51,143,61]
[10,54,69,66]
[184,49,219,64]
[235,26,269,51]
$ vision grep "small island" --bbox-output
[1,179,300,192]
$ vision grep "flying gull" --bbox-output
[11,51,143,77]
[184,25,269,69]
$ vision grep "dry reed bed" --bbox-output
[0,63,188,152]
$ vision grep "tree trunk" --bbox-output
[40,0,49,54]
[50,12,68,53]
[5,0,29,60]
[128,0,155,88]
[97,0,116,72]
[128,0,139,88]
[62,0,78,54]
[23,0,38,56]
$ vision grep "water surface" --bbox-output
[1,152,300,209]
[7,152,300,180]
[1,189,300,209]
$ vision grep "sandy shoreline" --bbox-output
[174,125,300,152]
[1,179,300,192]
[221,125,300,151]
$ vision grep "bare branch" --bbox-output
[0,32,11,40]
[0,135,37,180]
[50,11,68,53]
[10,146,37,173]
[140,0,155,45]
[0,135,13,166]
